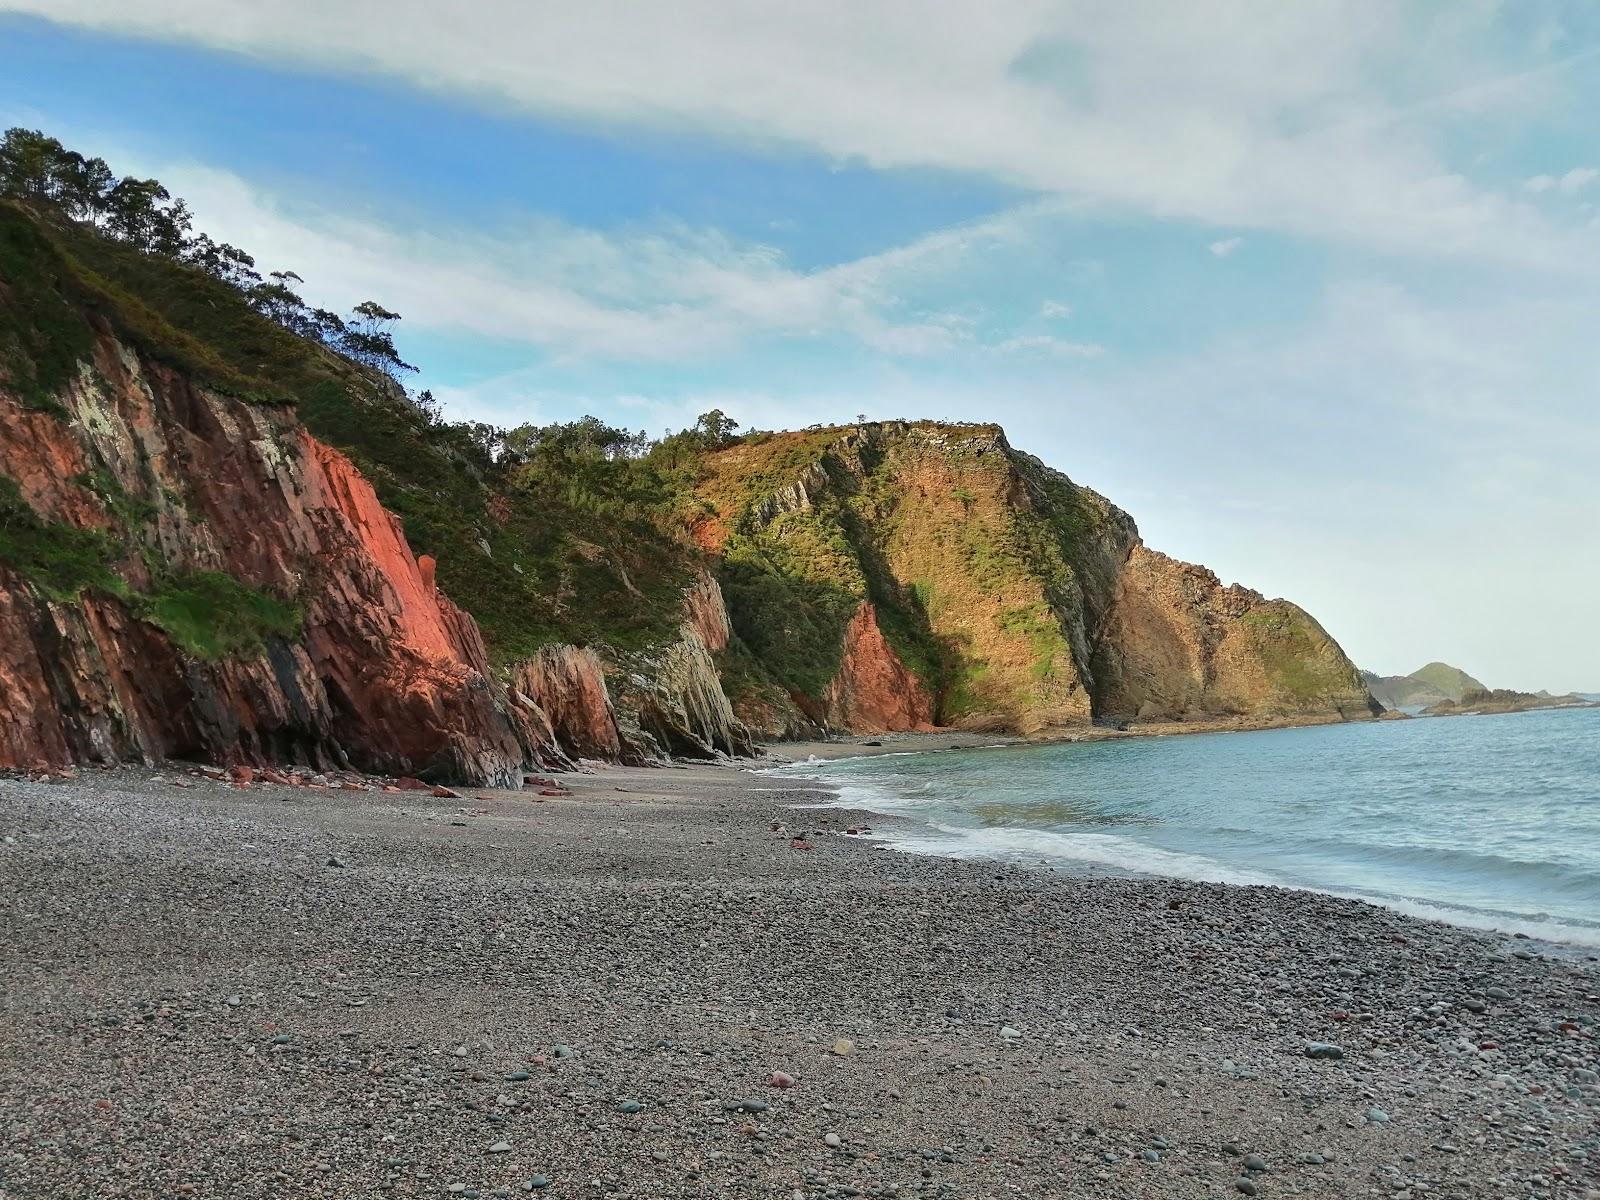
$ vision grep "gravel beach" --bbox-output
[3,757,1598,1200]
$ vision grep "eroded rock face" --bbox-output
[694,421,1377,736]
[617,573,757,761]
[515,574,756,763]
[1090,545,1380,722]
[0,329,562,782]
[822,602,935,733]
[512,646,622,763]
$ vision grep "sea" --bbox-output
[767,706,1600,947]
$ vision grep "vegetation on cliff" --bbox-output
[0,132,703,666]
[0,128,1378,766]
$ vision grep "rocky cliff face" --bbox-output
[1,205,1373,771]
[0,329,561,781]
[515,573,756,764]
[0,319,753,779]
[695,422,1377,735]
[1091,546,1378,722]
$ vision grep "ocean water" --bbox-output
[768,707,1600,946]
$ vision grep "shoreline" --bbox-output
[759,698,1600,769]
[765,721,1600,955]
[4,764,1598,1198]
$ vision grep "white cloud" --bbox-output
[1208,236,1244,257]
[992,334,1106,358]
[14,0,1598,270]
[1559,166,1598,193]
[1039,299,1074,319]
[1523,166,1597,195]
[132,159,1005,361]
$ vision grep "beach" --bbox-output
[3,757,1598,1200]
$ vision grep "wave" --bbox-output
[772,761,1600,947]
[887,823,1280,887]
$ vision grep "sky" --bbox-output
[2,2,1597,691]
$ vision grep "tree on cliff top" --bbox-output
[0,127,418,387]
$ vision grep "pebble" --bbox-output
[525,1178,549,1191]
[1243,1153,1268,1172]
[617,1099,644,1114]
[832,1038,854,1056]
[1304,1041,1344,1059]
[824,1133,843,1148]
[1365,1107,1390,1124]
[999,1026,1021,1040]
[487,1141,511,1153]
[1236,1179,1258,1196]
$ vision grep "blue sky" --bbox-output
[3,2,1598,690]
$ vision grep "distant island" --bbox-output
[1363,662,1596,717]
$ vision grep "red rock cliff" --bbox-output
[822,602,935,733]
[0,325,565,782]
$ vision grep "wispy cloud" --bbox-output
[15,0,1600,269]
[1039,299,1074,319]
[136,160,1003,362]
[991,334,1106,359]
[1208,237,1244,258]
[1524,166,1598,194]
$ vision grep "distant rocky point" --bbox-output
[1422,688,1598,717]
[1363,661,1596,718]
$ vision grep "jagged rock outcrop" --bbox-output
[512,646,621,763]
[513,574,756,764]
[615,573,758,760]
[0,330,562,782]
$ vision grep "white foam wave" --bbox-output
[767,757,1600,948]
[886,823,1280,886]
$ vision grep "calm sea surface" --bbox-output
[768,707,1600,945]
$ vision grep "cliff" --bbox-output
[0,203,751,780]
[691,422,1377,736]
[1,201,1375,777]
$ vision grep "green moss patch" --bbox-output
[0,476,125,600]
[139,570,302,661]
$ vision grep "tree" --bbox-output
[339,300,416,378]
[186,234,261,289]
[104,177,191,254]
[692,409,741,447]
[0,128,68,202]
[60,154,115,227]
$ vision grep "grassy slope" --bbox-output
[1408,661,1486,702]
[0,203,693,665]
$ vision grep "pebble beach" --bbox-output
[3,755,1598,1199]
